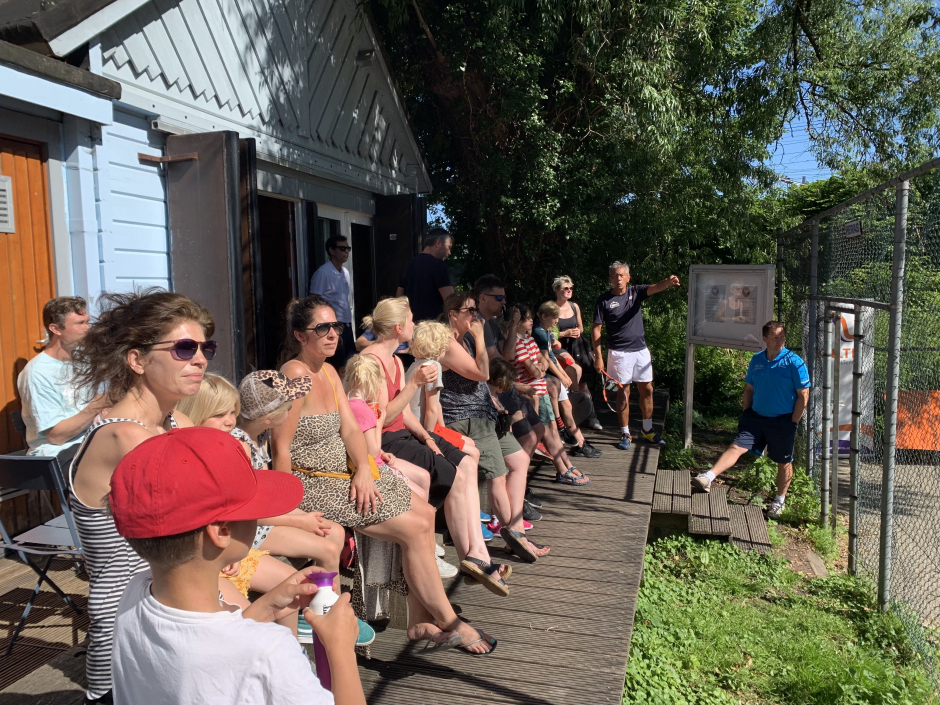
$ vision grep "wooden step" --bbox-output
[689,486,733,536]
[729,504,773,554]
[652,469,691,515]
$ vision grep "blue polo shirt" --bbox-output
[309,262,351,323]
[745,347,810,417]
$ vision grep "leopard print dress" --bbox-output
[289,410,412,527]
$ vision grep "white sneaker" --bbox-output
[435,543,445,558]
[692,474,711,493]
[588,418,603,431]
[767,498,785,519]
[436,555,458,579]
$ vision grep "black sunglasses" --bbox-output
[150,339,218,361]
[332,245,351,253]
[306,322,345,337]
[483,293,506,302]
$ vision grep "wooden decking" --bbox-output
[359,403,662,705]
[0,396,662,704]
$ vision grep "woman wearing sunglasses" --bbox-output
[272,295,498,655]
[441,291,549,564]
[69,289,215,702]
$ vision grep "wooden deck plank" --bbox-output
[689,486,733,536]
[729,504,773,555]
[362,404,660,704]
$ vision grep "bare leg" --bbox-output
[359,503,494,653]
[517,429,537,458]
[542,421,586,478]
[616,384,630,430]
[389,457,431,501]
[486,475,511,528]
[567,362,582,388]
[547,377,562,421]
[443,457,491,564]
[777,462,794,497]
[503,449,529,532]
[259,525,342,591]
[708,444,750,479]
[637,381,654,425]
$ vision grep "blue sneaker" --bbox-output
[617,434,632,450]
[480,511,492,523]
[356,618,376,646]
[481,523,494,541]
[640,430,666,446]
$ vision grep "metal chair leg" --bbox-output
[5,555,53,656]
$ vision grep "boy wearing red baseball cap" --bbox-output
[108,427,365,705]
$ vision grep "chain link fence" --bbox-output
[777,158,940,684]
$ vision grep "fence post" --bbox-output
[776,227,784,322]
[806,220,819,476]
[683,341,695,449]
[830,312,841,532]
[849,303,862,575]
[879,180,909,611]
[820,309,833,528]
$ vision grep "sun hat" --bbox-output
[109,427,302,539]
[239,370,312,420]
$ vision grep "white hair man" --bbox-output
[591,262,680,450]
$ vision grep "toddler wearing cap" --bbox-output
[109,427,364,705]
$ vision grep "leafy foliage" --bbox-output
[625,536,936,704]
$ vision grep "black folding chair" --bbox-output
[0,454,84,655]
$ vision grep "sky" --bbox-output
[765,119,833,184]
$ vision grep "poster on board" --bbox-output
[687,266,776,351]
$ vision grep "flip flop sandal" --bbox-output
[459,558,510,596]
[499,527,538,563]
[506,537,550,556]
[463,563,512,585]
[457,628,497,656]
[555,469,590,486]
[420,630,462,653]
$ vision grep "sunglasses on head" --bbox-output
[150,339,218,361]
[332,245,351,253]
[306,322,346,337]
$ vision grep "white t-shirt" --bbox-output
[16,352,90,456]
[112,571,334,705]
[405,359,444,426]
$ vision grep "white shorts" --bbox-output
[558,383,569,402]
[607,347,653,385]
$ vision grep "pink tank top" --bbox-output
[367,354,406,433]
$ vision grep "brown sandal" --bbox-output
[458,558,509,596]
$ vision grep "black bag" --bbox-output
[566,334,596,369]
[496,412,513,436]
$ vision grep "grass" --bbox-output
[623,535,936,705]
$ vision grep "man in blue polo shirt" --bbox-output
[693,321,810,519]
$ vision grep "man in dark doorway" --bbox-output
[309,234,355,371]
[396,228,455,321]
[592,261,681,451]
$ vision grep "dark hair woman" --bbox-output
[440,292,550,564]
[271,295,497,654]
[69,289,214,701]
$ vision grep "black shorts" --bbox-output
[499,388,542,439]
[380,429,466,506]
[734,408,798,464]
[326,323,356,368]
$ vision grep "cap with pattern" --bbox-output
[239,370,312,419]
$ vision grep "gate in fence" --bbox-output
[777,156,940,681]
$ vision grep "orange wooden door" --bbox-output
[0,136,55,454]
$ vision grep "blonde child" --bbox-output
[405,321,480,465]
[343,355,431,501]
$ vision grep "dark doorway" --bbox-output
[351,223,375,327]
[257,195,297,370]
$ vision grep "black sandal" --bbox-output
[499,527,538,563]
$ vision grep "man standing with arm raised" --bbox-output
[396,228,456,322]
[692,321,810,519]
[592,262,680,451]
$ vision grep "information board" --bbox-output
[686,265,776,351]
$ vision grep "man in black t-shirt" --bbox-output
[396,228,455,321]
[592,261,680,450]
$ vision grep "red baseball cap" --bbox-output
[109,427,303,539]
